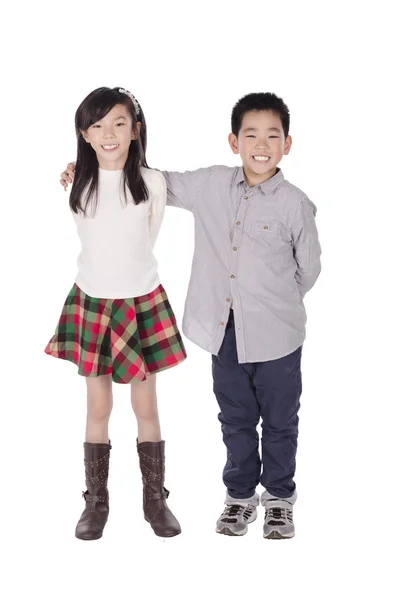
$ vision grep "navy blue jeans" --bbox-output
[212,310,302,500]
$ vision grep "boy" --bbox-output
[60,93,321,539]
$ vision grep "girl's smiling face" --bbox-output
[229,110,292,187]
[81,104,140,170]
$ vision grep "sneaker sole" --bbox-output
[216,512,257,536]
[263,530,295,539]
[216,526,247,536]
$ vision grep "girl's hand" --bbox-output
[60,162,76,190]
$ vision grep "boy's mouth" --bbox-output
[253,155,270,162]
[101,144,120,152]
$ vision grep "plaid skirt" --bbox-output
[45,283,187,384]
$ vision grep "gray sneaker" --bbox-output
[263,498,295,539]
[216,504,257,536]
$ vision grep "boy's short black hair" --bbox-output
[231,93,290,138]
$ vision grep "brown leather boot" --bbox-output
[75,441,111,540]
[137,440,181,537]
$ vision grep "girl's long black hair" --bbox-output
[70,87,149,215]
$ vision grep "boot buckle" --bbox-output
[148,489,170,501]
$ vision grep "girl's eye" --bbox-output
[92,124,101,128]
[116,123,125,126]
[247,135,255,138]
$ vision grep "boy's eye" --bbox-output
[116,122,125,126]
[269,135,279,139]
[247,135,255,138]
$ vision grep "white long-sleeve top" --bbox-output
[73,167,166,299]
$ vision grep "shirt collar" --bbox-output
[235,166,285,193]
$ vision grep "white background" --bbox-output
[1,0,396,598]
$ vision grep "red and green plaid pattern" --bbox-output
[45,283,187,384]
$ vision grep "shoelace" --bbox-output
[223,504,254,519]
[267,507,285,520]
[265,506,293,523]
[223,505,245,517]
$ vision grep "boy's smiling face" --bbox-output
[229,110,292,187]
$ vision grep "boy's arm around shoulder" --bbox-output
[160,167,213,211]
[148,171,167,248]
[291,193,322,298]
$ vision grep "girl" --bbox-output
[45,87,186,540]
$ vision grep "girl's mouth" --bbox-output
[101,144,120,152]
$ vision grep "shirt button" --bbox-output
[236,221,241,225]
[220,322,224,325]
[263,225,269,229]
[231,275,235,279]
[244,195,249,200]
[226,298,231,302]
[233,247,237,251]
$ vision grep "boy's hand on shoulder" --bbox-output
[60,162,76,191]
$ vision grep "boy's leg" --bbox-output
[253,346,302,538]
[254,346,302,497]
[212,311,260,535]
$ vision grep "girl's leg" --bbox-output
[130,374,161,442]
[85,375,113,443]
[132,374,180,537]
[76,375,113,541]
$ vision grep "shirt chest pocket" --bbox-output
[250,220,282,257]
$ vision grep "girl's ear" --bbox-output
[80,129,90,143]
[132,122,141,140]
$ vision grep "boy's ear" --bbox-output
[228,132,239,155]
[284,135,292,155]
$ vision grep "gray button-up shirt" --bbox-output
[162,166,321,363]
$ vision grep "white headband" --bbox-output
[118,88,141,118]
